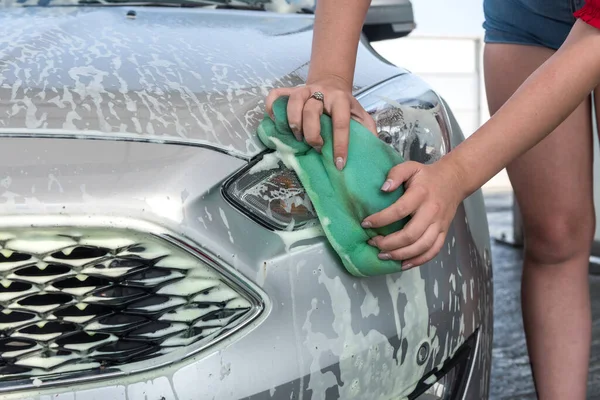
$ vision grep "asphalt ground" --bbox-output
[485,191,600,399]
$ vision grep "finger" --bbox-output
[362,185,424,229]
[371,208,433,256]
[287,87,311,141]
[377,223,439,261]
[351,99,378,135]
[330,97,351,170]
[303,97,325,151]
[401,233,446,270]
[371,202,439,251]
[265,88,293,119]
[367,235,382,247]
[381,162,420,192]
[362,112,378,136]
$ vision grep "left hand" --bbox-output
[361,160,465,270]
[265,76,377,170]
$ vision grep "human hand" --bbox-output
[361,160,466,270]
[265,75,377,170]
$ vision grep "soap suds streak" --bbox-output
[0,5,391,160]
[249,152,281,174]
[301,267,431,399]
[219,207,234,244]
[219,207,230,229]
[360,281,380,318]
[289,264,306,400]
[274,225,325,253]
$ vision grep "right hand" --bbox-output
[265,75,377,170]
[363,159,465,269]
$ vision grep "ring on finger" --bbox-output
[309,91,325,103]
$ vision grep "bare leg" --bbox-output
[484,43,593,399]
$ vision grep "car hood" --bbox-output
[0,6,404,158]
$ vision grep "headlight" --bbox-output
[224,154,318,231]
[224,73,452,230]
[359,73,451,164]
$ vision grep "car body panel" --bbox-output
[0,6,404,159]
[0,136,491,399]
[0,4,492,400]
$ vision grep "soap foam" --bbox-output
[274,225,325,253]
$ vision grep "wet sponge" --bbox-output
[257,96,409,277]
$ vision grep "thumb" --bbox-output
[381,161,420,192]
[265,88,292,119]
[350,98,378,136]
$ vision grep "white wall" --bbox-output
[410,0,485,37]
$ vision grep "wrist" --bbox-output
[306,73,353,91]
[437,153,471,201]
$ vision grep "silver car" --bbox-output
[0,1,493,399]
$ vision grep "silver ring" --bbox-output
[310,91,324,103]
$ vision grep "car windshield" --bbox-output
[0,0,316,11]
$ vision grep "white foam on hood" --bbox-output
[274,225,325,253]
[248,152,280,174]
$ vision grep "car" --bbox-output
[0,0,493,399]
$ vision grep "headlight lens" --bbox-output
[225,74,452,230]
[359,73,451,164]
[224,155,317,231]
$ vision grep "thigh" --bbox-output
[484,44,594,256]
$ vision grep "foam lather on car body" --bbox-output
[257,96,409,277]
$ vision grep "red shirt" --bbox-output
[575,0,600,29]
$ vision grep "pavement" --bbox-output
[484,190,600,399]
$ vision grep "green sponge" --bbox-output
[257,96,409,277]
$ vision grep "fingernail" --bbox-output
[314,146,322,153]
[335,157,345,171]
[402,263,413,270]
[367,239,375,246]
[381,179,392,192]
[378,253,391,260]
[289,124,300,139]
[361,221,372,229]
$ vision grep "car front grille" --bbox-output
[0,227,259,387]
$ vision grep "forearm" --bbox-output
[443,20,600,198]
[307,0,372,89]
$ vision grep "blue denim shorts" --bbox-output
[483,0,586,50]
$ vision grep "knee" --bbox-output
[524,212,595,266]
